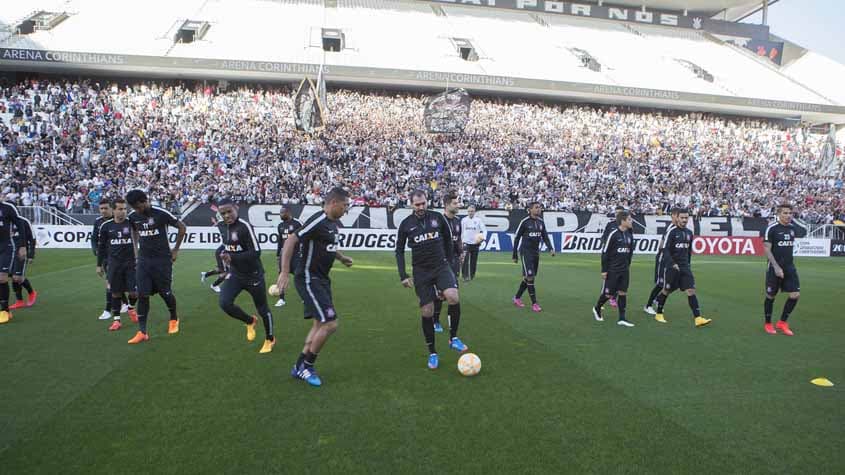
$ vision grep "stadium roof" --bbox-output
[585,0,763,16]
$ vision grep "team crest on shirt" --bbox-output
[147,218,155,225]
[231,232,239,241]
[123,227,130,234]
[431,219,438,228]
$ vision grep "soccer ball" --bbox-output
[457,353,481,377]
[268,284,280,296]
[474,233,484,244]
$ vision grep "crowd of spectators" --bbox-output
[1,77,842,223]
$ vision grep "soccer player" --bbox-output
[92,201,118,320]
[762,204,800,336]
[592,210,635,327]
[125,190,187,344]
[601,205,626,309]
[276,187,353,387]
[9,216,38,309]
[644,217,674,315]
[512,202,555,312]
[200,244,228,293]
[215,199,276,353]
[653,208,712,328]
[275,204,302,307]
[460,205,486,281]
[95,199,139,331]
[433,191,463,333]
[396,189,468,370]
[0,200,26,324]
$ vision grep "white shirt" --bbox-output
[461,215,487,245]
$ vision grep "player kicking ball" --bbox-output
[653,207,712,328]
[762,204,801,336]
[396,189,468,370]
[592,210,635,327]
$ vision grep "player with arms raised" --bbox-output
[762,204,801,335]
[396,189,468,370]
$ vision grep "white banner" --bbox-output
[792,238,831,257]
[32,226,832,257]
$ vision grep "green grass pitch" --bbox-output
[0,250,843,474]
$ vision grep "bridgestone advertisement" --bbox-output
[33,225,830,256]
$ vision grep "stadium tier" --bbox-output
[1,0,844,121]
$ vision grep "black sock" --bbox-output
[433,299,442,325]
[121,294,128,305]
[205,269,221,277]
[260,310,274,340]
[129,295,137,308]
[646,285,662,308]
[304,351,318,368]
[12,282,22,301]
[595,293,610,310]
[448,303,461,339]
[111,295,123,319]
[137,296,150,333]
[279,290,286,300]
[22,279,33,294]
[656,292,667,313]
[212,276,226,287]
[764,298,774,323]
[781,297,798,322]
[527,283,537,304]
[105,289,112,312]
[422,316,436,354]
[0,281,8,311]
[515,280,528,299]
[688,295,701,318]
[296,352,307,368]
[617,295,627,321]
[161,292,178,320]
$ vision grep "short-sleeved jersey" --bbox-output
[444,214,463,260]
[764,222,796,268]
[395,210,454,281]
[92,215,110,256]
[0,202,23,246]
[601,227,634,272]
[512,216,552,259]
[218,218,263,279]
[277,217,303,257]
[296,211,340,280]
[97,219,135,266]
[128,206,181,259]
[663,226,693,269]
[12,217,36,258]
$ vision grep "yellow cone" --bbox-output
[811,378,834,387]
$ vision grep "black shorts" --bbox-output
[520,253,540,278]
[276,253,301,275]
[449,258,461,288]
[136,257,173,296]
[665,266,695,291]
[414,264,458,307]
[108,260,137,294]
[766,265,800,295]
[11,256,29,277]
[294,275,336,322]
[0,246,15,274]
[603,269,630,295]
